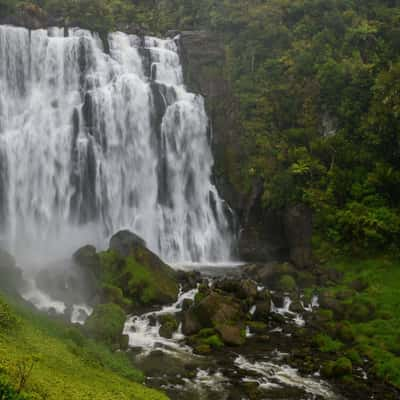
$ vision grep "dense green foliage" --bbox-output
[319,257,400,387]
[0,294,167,399]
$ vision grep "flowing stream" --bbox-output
[0,25,232,266]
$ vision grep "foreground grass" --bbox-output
[0,296,168,400]
[325,256,400,388]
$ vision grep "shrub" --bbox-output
[0,297,18,330]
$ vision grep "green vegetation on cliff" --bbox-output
[0,294,168,400]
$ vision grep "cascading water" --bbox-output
[0,25,233,265]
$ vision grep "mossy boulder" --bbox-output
[253,301,271,321]
[216,324,245,346]
[194,344,212,355]
[158,314,178,339]
[193,291,244,328]
[350,278,369,292]
[319,289,345,319]
[277,275,297,292]
[96,231,179,308]
[332,357,353,377]
[73,245,99,269]
[85,303,126,345]
[289,299,304,313]
[348,298,376,322]
[336,321,355,343]
[183,291,246,346]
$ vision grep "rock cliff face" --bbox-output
[178,31,312,266]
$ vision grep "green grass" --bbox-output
[0,295,169,400]
[325,256,400,387]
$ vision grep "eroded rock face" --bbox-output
[284,204,313,268]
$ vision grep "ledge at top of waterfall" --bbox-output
[0,25,233,267]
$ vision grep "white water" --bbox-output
[21,279,93,324]
[0,25,232,266]
[235,355,338,399]
[123,286,197,356]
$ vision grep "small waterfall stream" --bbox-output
[0,25,232,265]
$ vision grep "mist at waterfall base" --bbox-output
[0,25,234,269]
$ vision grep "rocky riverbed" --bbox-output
[5,231,399,400]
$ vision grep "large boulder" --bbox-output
[109,230,147,258]
[183,291,246,346]
[100,231,179,308]
[194,291,244,328]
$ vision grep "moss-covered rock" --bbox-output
[216,324,245,346]
[348,298,376,322]
[332,357,353,377]
[85,303,126,345]
[98,231,179,308]
[194,344,212,355]
[158,314,178,339]
[193,291,244,328]
[336,321,355,343]
[247,321,267,334]
[277,275,297,292]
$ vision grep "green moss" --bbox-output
[323,257,400,388]
[346,349,363,365]
[101,284,132,309]
[277,275,297,292]
[98,250,178,307]
[332,357,352,377]
[197,328,217,338]
[201,335,224,349]
[315,309,334,322]
[194,344,212,355]
[314,334,344,353]
[85,303,126,345]
[336,321,355,343]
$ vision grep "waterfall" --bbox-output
[0,25,233,265]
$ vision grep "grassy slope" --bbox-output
[325,257,400,387]
[0,297,169,400]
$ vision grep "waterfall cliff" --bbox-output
[0,25,232,264]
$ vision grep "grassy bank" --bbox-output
[322,256,400,388]
[0,295,168,400]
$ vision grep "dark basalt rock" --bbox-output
[109,230,147,258]
[284,204,313,268]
